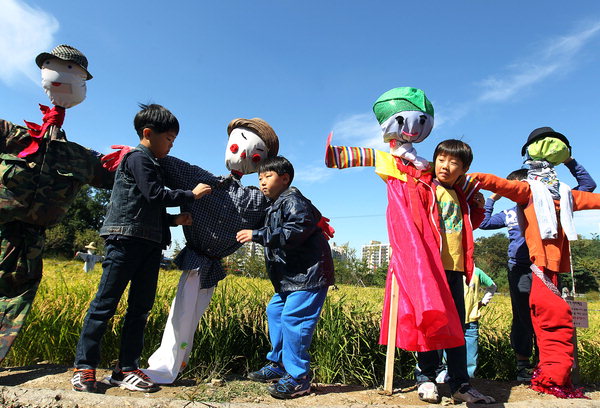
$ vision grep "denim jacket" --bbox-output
[100,144,193,246]
[252,187,335,293]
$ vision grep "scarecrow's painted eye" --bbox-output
[45,60,50,65]
[419,115,427,125]
[396,116,404,126]
[67,65,73,69]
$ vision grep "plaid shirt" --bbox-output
[160,156,268,288]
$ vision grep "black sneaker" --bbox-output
[71,368,97,393]
[516,364,533,382]
[110,368,160,392]
[247,362,285,383]
[267,373,311,399]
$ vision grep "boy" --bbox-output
[236,156,334,399]
[463,266,496,378]
[71,104,211,393]
[479,158,595,381]
[416,139,495,404]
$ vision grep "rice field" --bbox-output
[4,258,600,385]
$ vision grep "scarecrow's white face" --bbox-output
[381,111,434,155]
[40,57,87,108]
[225,127,268,176]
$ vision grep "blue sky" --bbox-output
[2,0,600,254]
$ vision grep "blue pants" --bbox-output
[265,287,328,379]
[417,270,468,393]
[74,240,161,371]
[465,321,479,378]
[508,262,534,358]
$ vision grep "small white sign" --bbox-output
[566,300,589,328]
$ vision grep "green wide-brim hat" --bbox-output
[373,87,434,124]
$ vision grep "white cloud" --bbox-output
[295,164,335,184]
[331,113,386,150]
[0,0,58,85]
[477,21,600,103]
[330,22,600,140]
[543,21,600,59]
[421,20,600,130]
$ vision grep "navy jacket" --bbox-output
[252,187,335,293]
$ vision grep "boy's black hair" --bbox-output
[507,169,528,181]
[258,156,294,185]
[134,103,179,139]
[433,139,473,168]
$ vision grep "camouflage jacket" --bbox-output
[0,119,113,227]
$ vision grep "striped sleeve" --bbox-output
[325,144,376,169]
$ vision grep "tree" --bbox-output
[563,236,600,293]
[45,186,110,257]
[473,233,509,291]
[224,243,267,279]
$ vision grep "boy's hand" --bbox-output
[174,212,193,226]
[472,192,485,208]
[490,193,502,201]
[192,183,212,199]
[236,229,253,243]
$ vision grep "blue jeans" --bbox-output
[416,270,468,394]
[465,321,479,378]
[265,287,328,379]
[74,240,161,371]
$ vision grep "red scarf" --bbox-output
[19,104,66,158]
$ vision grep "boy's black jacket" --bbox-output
[252,187,335,293]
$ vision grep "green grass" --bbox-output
[4,258,600,386]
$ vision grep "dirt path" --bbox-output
[0,363,598,407]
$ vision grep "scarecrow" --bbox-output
[325,87,482,391]
[471,127,600,398]
[75,242,104,273]
[140,118,280,384]
[0,45,113,361]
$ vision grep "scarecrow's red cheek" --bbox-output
[252,154,261,163]
[230,144,239,154]
[389,139,397,149]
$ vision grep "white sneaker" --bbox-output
[417,381,440,403]
[436,368,449,384]
[452,383,495,404]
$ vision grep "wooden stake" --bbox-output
[383,272,400,395]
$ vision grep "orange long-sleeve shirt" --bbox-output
[470,172,600,273]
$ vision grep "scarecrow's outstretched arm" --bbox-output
[324,132,376,169]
